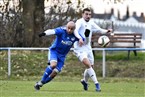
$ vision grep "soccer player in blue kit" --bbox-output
[34,21,83,90]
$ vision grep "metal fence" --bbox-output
[1,47,145,78]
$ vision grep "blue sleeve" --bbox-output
[54,27,64,36]
[79,33,85,41]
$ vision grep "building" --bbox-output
[93,7,145,48]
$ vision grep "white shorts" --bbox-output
[74,50,94,65]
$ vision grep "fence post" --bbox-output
[102,49,106,78]
[8,48,11,78]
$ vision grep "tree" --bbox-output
[22,0,44,47]
[22,0,85,47]
[0,0,85,47]
[103,0,128,4]
[0,0,23,47]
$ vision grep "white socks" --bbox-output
[38,81,43,86]
[83,67,98,84]
[83,69,90,82]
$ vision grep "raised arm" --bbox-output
[39,29,55,37]
[91,21,112,34]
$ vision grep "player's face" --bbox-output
[66,26,75,34]
[82,11,91,22]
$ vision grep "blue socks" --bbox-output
[41,66,53,84]
[45,76,53,83]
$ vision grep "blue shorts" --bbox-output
[48,49,66,72]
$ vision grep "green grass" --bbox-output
[0,79,144,97]
[0,50,145,97]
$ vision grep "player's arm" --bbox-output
[74,33,84,46]
[74,21,84,46]
[39,29,55,37]
[92,22,112,34]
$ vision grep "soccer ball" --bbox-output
[98,35,110,47]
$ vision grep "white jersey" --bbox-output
[73,18,108,51]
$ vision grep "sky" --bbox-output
[85,0,145,18]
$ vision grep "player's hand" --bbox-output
[78,38,84,46]
[107,29,112,33]
[39,32,46,37]
[107,29,114,36]
[110,32,114,36]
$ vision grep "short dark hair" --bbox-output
[82,8,91,13]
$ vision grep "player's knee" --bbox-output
[53,68,60,73]
[50,63,57,69]
[82,58,91,68]
[82,58,89,63]
[49,60,57,69]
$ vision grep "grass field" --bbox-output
[1,78,144,97]
[0,51,145,97]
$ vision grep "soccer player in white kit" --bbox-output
[73,8,112,92]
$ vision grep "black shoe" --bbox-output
[34,82,41,90]
[81,79,88,91]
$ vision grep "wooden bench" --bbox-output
[91,33,142,59]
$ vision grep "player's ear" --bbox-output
[84,29,90,37]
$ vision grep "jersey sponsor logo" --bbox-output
[71,37,75,41]
[61,40,73,46]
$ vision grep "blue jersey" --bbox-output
[50,27,78,56]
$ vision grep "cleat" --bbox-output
[81,79,88,91]
[95,83,101,92]
[34,82,41,90]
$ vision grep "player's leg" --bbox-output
[41,60,57,83]
[41,63,54,83]
[80,57,92,90]
[77,52,89,90]
[83,69,89,83]
[80,69,89,91]
[34,61,57,90]
[83,59,101,91]
[87,51,101,92]
[35,55,65,90]
[41,50,58,83]
[44,56,65,83]
[87,67,101,91]
[82,51,94,83]
[80,52,101,91]
[73,51,89,90]
[34,50,57,90]
[44,68,59,83]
